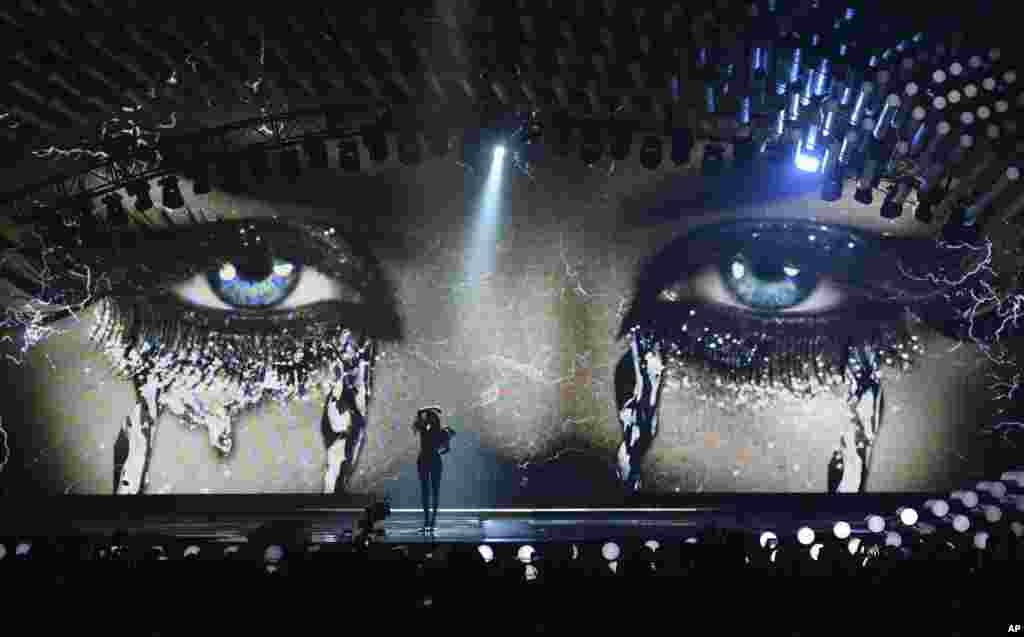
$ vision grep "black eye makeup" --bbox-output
[620,219,940,409]
[72,216,399,493]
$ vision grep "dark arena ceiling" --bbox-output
[0,1,1017,200]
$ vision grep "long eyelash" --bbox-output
[89,296,367,408]
[637,308,926,412]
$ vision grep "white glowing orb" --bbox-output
[517,544,535,563]
[273,262,295,277]
[783,265,800,277]
[1011,522,1024,538]
[847,537,862,555]
[494,145,506,159]
[184,545,201,558]
[478,544,494,563]
[958,490,979,508]
[929,500,950,517]
[952,515,970,533]
[973,531,989,550]
[219,263,238,281]
[759,531,778,549]
[847,242,855,249]
[644,540,660,552]
[264,545,284,563]
[983,505,1002,523]
[794,152,821,173]
[810,543,823,561]
[731,261,746,279]
[797,526,815,545]
[769,549,778,563]
[866,515,885,533]
[885,531,902,547]
[601,542,621,561]
[15,542,30,556]
[833,521,851,540]
[899,507,919,526]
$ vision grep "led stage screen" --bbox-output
[0,148,1016,506]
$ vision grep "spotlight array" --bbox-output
[158,175,184,210]
[125,180,153,212]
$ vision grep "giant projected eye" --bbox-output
[171,258,346,311]
[657,221,871,315]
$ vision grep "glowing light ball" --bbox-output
[952,515,970,533]
[974,532,989,550]
[927,500,950,517]
[184,545,201,558]
[759,531,779,548]
[885,532,902,547]
[954,490,979,508]
[847,537,862,555]
[644,540,660,552]
[517,545,535,563]
[810,543,824,561]
[15,542,31,556]
[494,145,506,160]
[264,545,284,563]
[797,526,815,546]
[601,542,621,561]
[795,152,821,173]
[833,521,851,540]
[477,544,494,563]
[866,515,885,533]
[1010,522,1023,538]
[898,507,919,526]
[981,505,1002,523]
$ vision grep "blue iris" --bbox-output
[722,252,818,310]
[206,257,301,309]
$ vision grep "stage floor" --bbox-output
[2,494,935,544]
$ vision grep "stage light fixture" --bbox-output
[580,122,603,166]
[795,123,824,173]
[552,110,572,157]
[524,111,543,145]
[821,145,844,201]
[158,175,184,209]
[427,126,451,157]
[126,180,153,212]
[303,137,329,170]
[280,148,301,182]
[337,140,361,172]
[639,135,663,170]
[362,125,390,163]
[733,130,756,170]
[102,193,129,226]
[610,124,632,161]
[702,143,726,176]
[397,130,423,165]
[671,127,694,165]
[248,148,270,181]
[189,164,211,195]
[797,526,815,546]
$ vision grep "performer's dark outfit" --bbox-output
[414,407,451,531]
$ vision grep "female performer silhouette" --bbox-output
[413,406,453,532]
